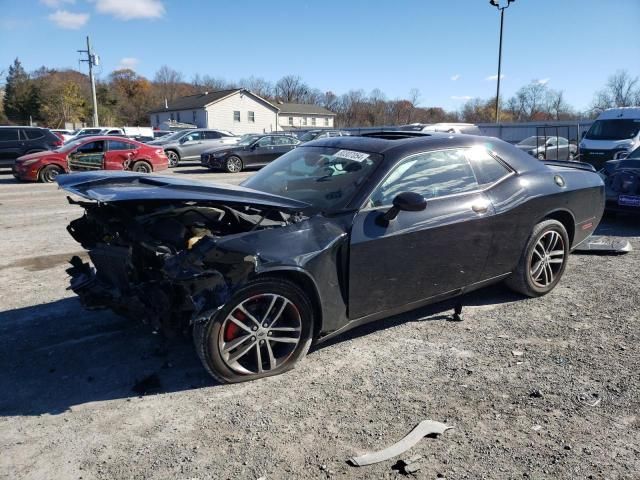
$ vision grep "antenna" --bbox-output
[78,36,99,127]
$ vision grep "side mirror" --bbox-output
[179,137,189,144]
[377,192,427,226]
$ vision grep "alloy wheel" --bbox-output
[226,156,242,173]
[42,167,60,182]
[529,230,565,288]
[218,294,302,375]
[167,151,179,167]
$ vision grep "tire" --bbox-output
[132,160,152,173]
[38,164,63,183]
[505,219,569,297]
[225,155,243,173]
[166,150,180,168]
[193,277,314,383]
[536,153,545,161]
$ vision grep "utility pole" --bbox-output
[489,0,515,124]
[78,36,99,127]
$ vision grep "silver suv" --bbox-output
[148,129,238,167]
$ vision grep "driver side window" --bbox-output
[257,136,274,147]
[184,132,203,142]
[77,140,105,154]
[370,149,479,207]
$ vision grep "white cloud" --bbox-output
[450,74,461,81]
[41,0,75,7]
[536,78,550,85]
[94,0,165,20]
[117,57,139,70]
[486,74,506,81]
[48,10,89,29]
[451,95,472,101]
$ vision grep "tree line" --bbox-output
[1,58,638,128]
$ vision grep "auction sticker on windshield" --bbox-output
[618,195,640,207]
[334,150,370,162]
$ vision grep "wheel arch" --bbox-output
[541,209,575,246]
[37,162,66,178]
[253,267,323,339]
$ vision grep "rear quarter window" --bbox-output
[466,147,512,186]
[23,129,45,140]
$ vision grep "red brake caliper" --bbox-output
[224,310,245,341]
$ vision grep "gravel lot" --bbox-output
[0,165,638,480]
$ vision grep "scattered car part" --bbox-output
[572,235,632,254]
[348,420,454,467]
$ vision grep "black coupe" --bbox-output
[599,150,640,212]
[58,132,605,383]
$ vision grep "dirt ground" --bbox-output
[0,165,638,480]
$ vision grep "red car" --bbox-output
[13,136,169,183]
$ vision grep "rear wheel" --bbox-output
[38,164,63,183]
[505,219,569,297]
[132,161,152,173]
[193,277,314,383]
[225,155,243,173]
[166,150,180,168]
[536,153,545,160]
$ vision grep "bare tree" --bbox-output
[592,70,639,112]
[407,88,421,123]
[274,75,309,103]
[154,65,184,102]
[239,76,274,99]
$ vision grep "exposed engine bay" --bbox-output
[66,198,300,335]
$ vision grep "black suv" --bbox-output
[0,126,62,167]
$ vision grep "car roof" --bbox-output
[307,132,543,173]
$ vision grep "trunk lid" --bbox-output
[56,171,310,212]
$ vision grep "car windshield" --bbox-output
[156,130,189,142]
[55,139,84,152]
[237,134,261,146]
[299,131,320,142]
[585,119,640,140]
[242,146,382,213]
[519,136,547,146]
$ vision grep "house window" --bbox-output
[302,117,307,126]
[233,111,241,122]
[248,111,255,123]
[155,115,159,125]
[177,112,181,122]
[311,117,316,126]
[288,116,293,126]
[192,111,197,123]
[324,117,329,126]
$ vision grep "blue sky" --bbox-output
[1,0,639,111]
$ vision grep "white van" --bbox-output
[580,107,640,168]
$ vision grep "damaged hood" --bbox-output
[56,171,311,212]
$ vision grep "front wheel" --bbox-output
[505,219,569,297]
[193,277,314,383]
[38,164,63,183]
[225,155,243,173]
[536,153,545,161]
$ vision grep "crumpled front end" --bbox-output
[64,197,297,335]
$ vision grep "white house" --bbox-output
[149,90,337,134]
[149,89,279,135]
[276,103,336,130]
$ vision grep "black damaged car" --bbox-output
[599,148,640,213]
[58,132,605,383]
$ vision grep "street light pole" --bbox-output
[489,0,515,124]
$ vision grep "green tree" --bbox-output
[39,81,87,128]
[3,58,38,124]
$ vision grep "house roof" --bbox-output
[149,89,247,113]
[276,103,336,116]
